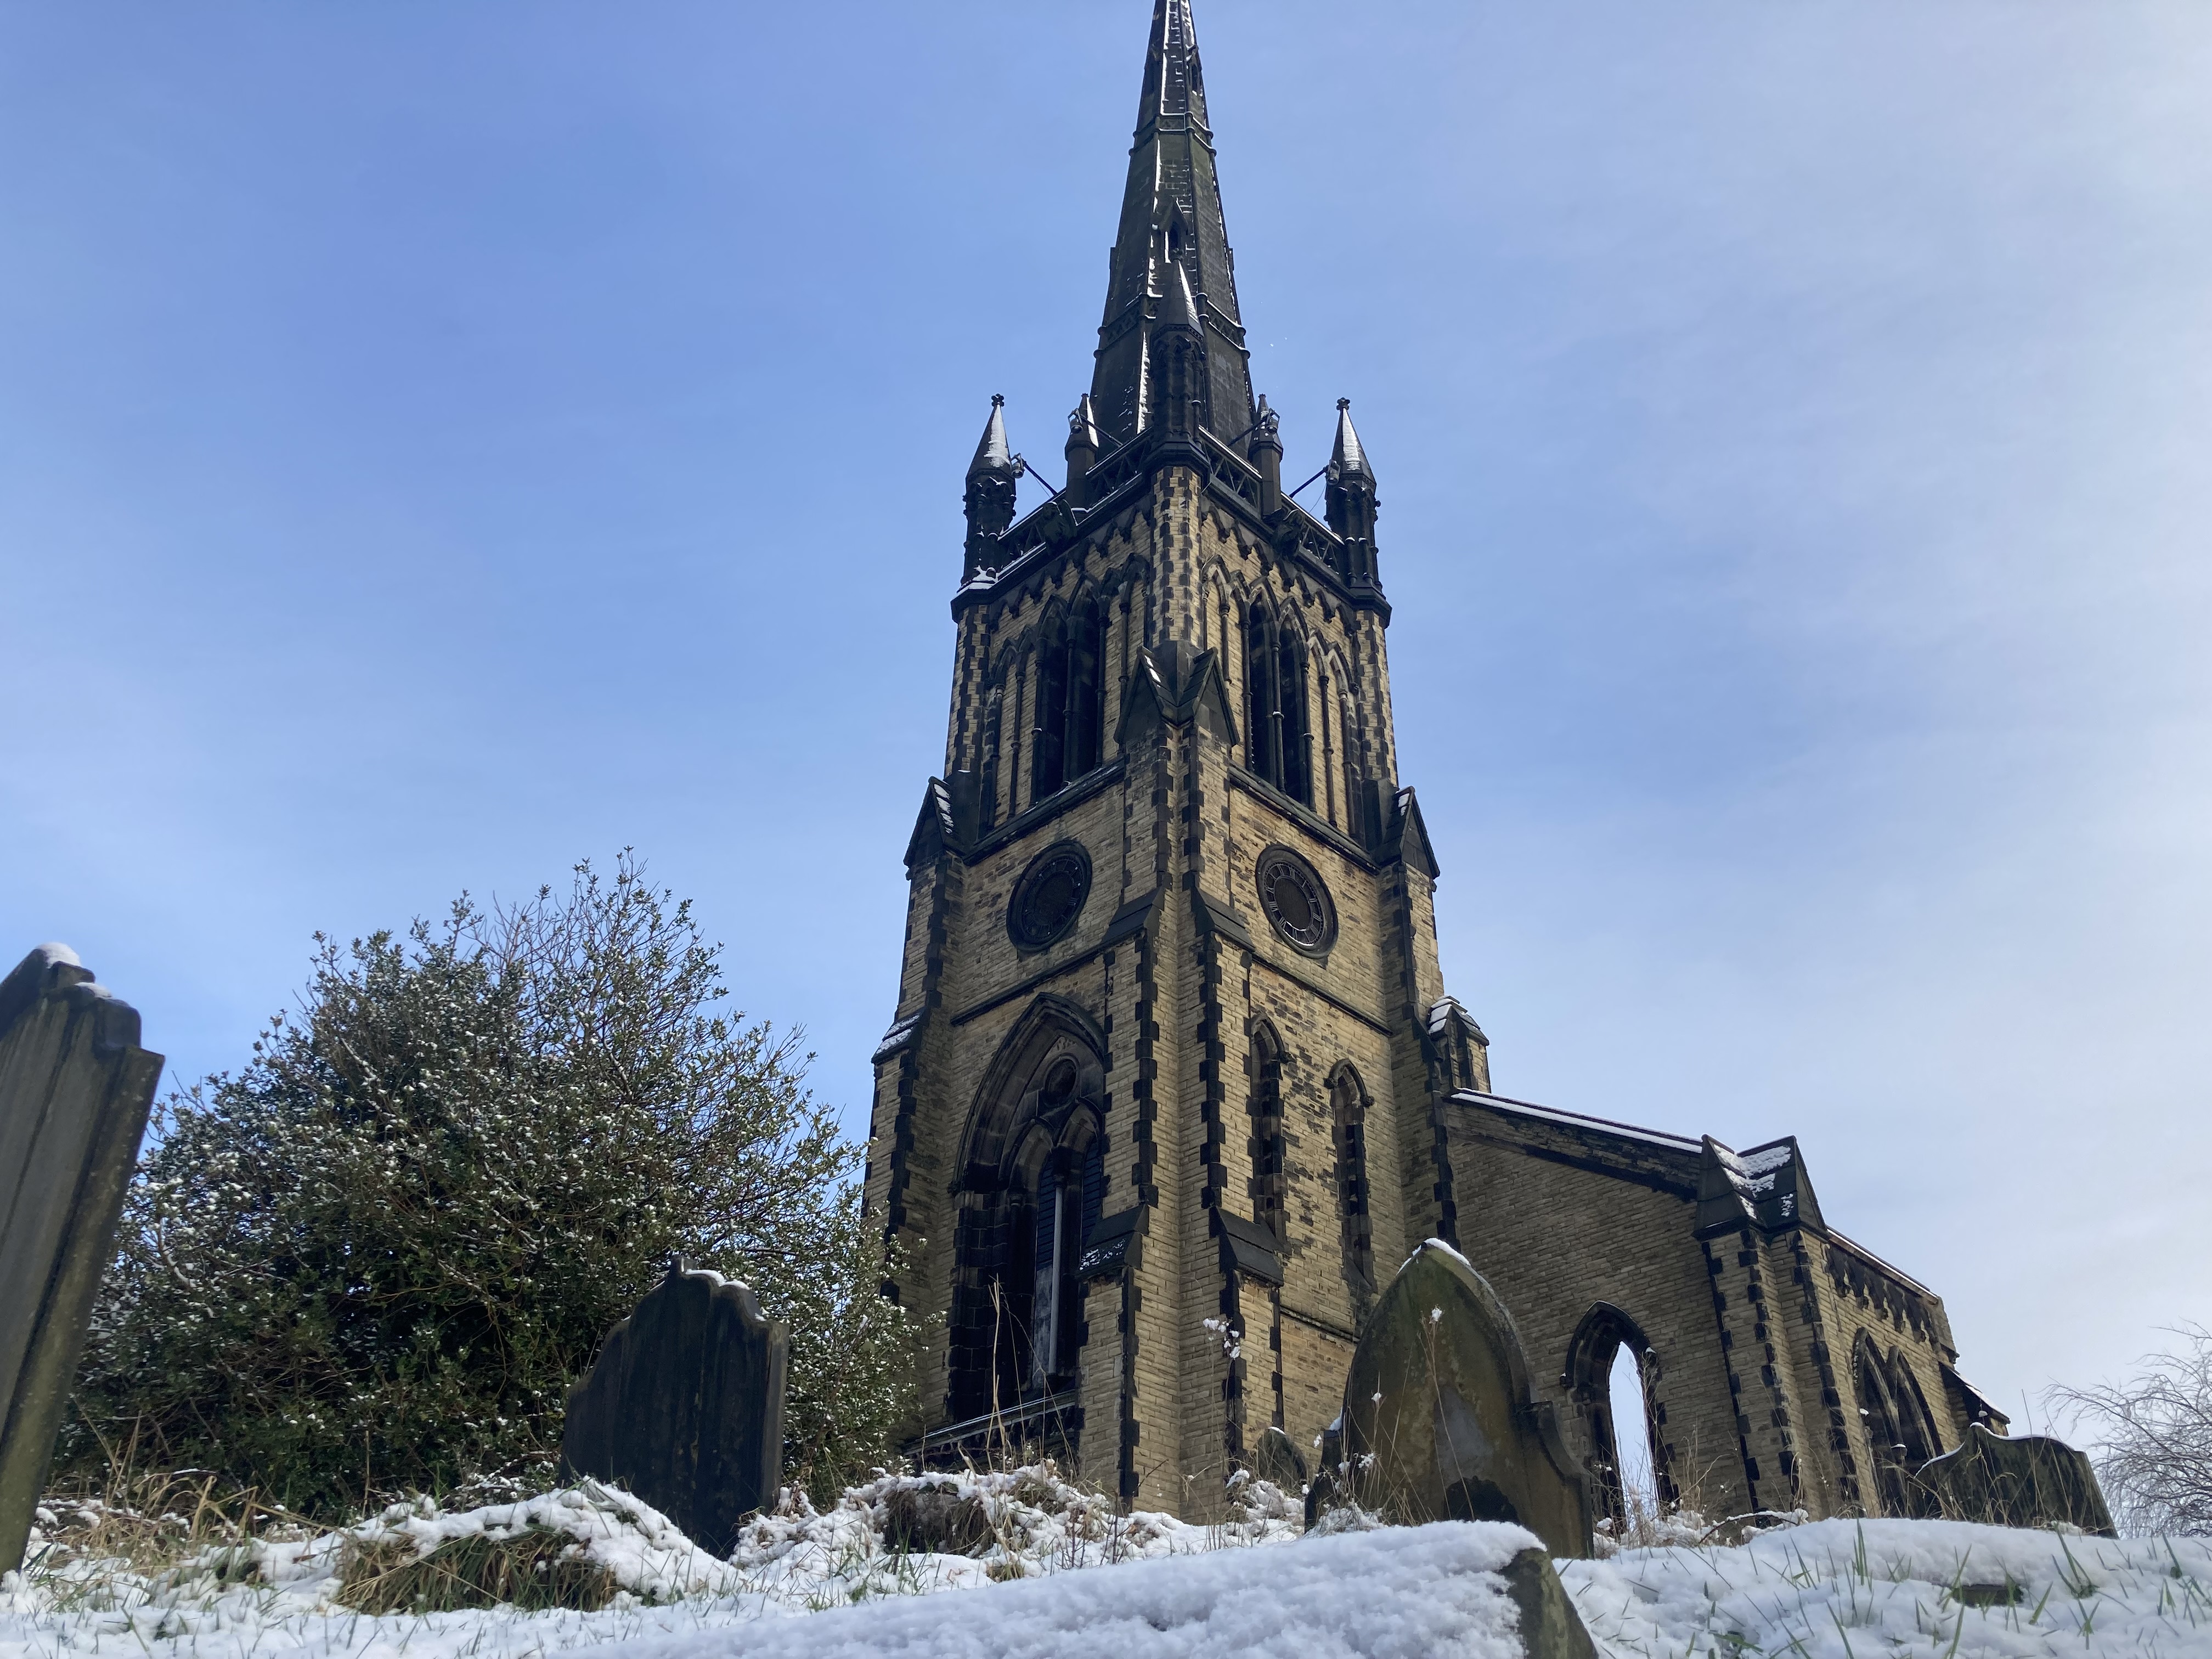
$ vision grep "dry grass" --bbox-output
[29,1453,620,1616]
[336,1528,616,1614]
[26,1466,307,1595]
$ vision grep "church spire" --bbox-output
[1089,0,1256,452]
[1326,399,1380,589]
[963,395,1018,582]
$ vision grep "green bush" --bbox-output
[64,856,920,1518]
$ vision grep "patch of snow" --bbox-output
[1736,1143,1796,1178]
[640,1521,1535,1659]
[1419,1237,1475,1270]
[1564,1517,2212,1659]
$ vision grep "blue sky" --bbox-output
[4,2,2207,1421]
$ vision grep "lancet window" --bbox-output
[1565,1304,1672,1531]
[1330,1065,1375,1303]
[1030,597,1104,802]
[1854,1334,1941,1515]
[1028,1143,1104,1386]
[1243,601,1311,804]
[978,685,1004,832]
[1248,1024,1287,1240]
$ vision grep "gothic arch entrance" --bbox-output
[947,997,1108,1426]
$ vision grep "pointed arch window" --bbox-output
[1565,1304,1671,1534]
[1330,1065,1375,1304]
[1339,686,1365,837]
[1248,1024,1286,1240]
[1027,1073,1105,1389]
[978,684,1005,832]
[1031,597,1105,802]
[1854,1334,1940,1515]
[1243,601,1310,804]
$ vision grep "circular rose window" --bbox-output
[1256,845,1334,953]
[1008,841,1092,950]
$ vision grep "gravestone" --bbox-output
[1329,1239,1594,1557]
[1911,1423,2115,1535]
[1251,1424,1309,1495]
[562,1258,789,1554]
[0,945,165,1574]
[1500,1547,1601,1659]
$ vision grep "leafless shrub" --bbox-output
[2047,1324,2212,1536]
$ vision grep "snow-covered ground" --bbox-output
[4,1475,2206,1659]
[1573,1519,2212,1659]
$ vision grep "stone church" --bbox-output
[862,0,2008,1525]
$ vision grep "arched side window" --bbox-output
[1339,686,1364,837]
[1276,627,1310,804]
[1069,597,1103,779]
[1891,1353,1943,1469]
[1030,598,1105,802]
[1564,1304,1671,1532]
[1853,1330,1939,1515]
[1330,1065,1375,1306]
[1014,1063,1106,1391]
[1243,601,1312,805]
[978,683,1004,832]
[1248,1023,1287,1240]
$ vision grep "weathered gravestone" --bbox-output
[562,1259,788,1555]
[1317,1239,1594,1558]
[1911,1423,2115,1535]
[0,945,164,1574]
[1251,1423,1309,1496]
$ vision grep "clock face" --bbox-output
[1009,842,1092,949]
[1256,846,1334,953]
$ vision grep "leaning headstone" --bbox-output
[1328,1239,1594,1557]
[562,1258,789,1555]
[0,945,164,1574]
[1910,1423,2115,1535]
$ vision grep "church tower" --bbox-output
[862,0,1493,1514]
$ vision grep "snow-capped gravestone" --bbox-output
[0,945,164,1575]
[1911,1423,2116,1536]
[561,1259,788,1555]
[1321,1239,1594,1558]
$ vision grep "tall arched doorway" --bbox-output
[946,998,1108,1428]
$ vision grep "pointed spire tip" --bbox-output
[1331,398,1372,480]
[969,396,1014,478]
